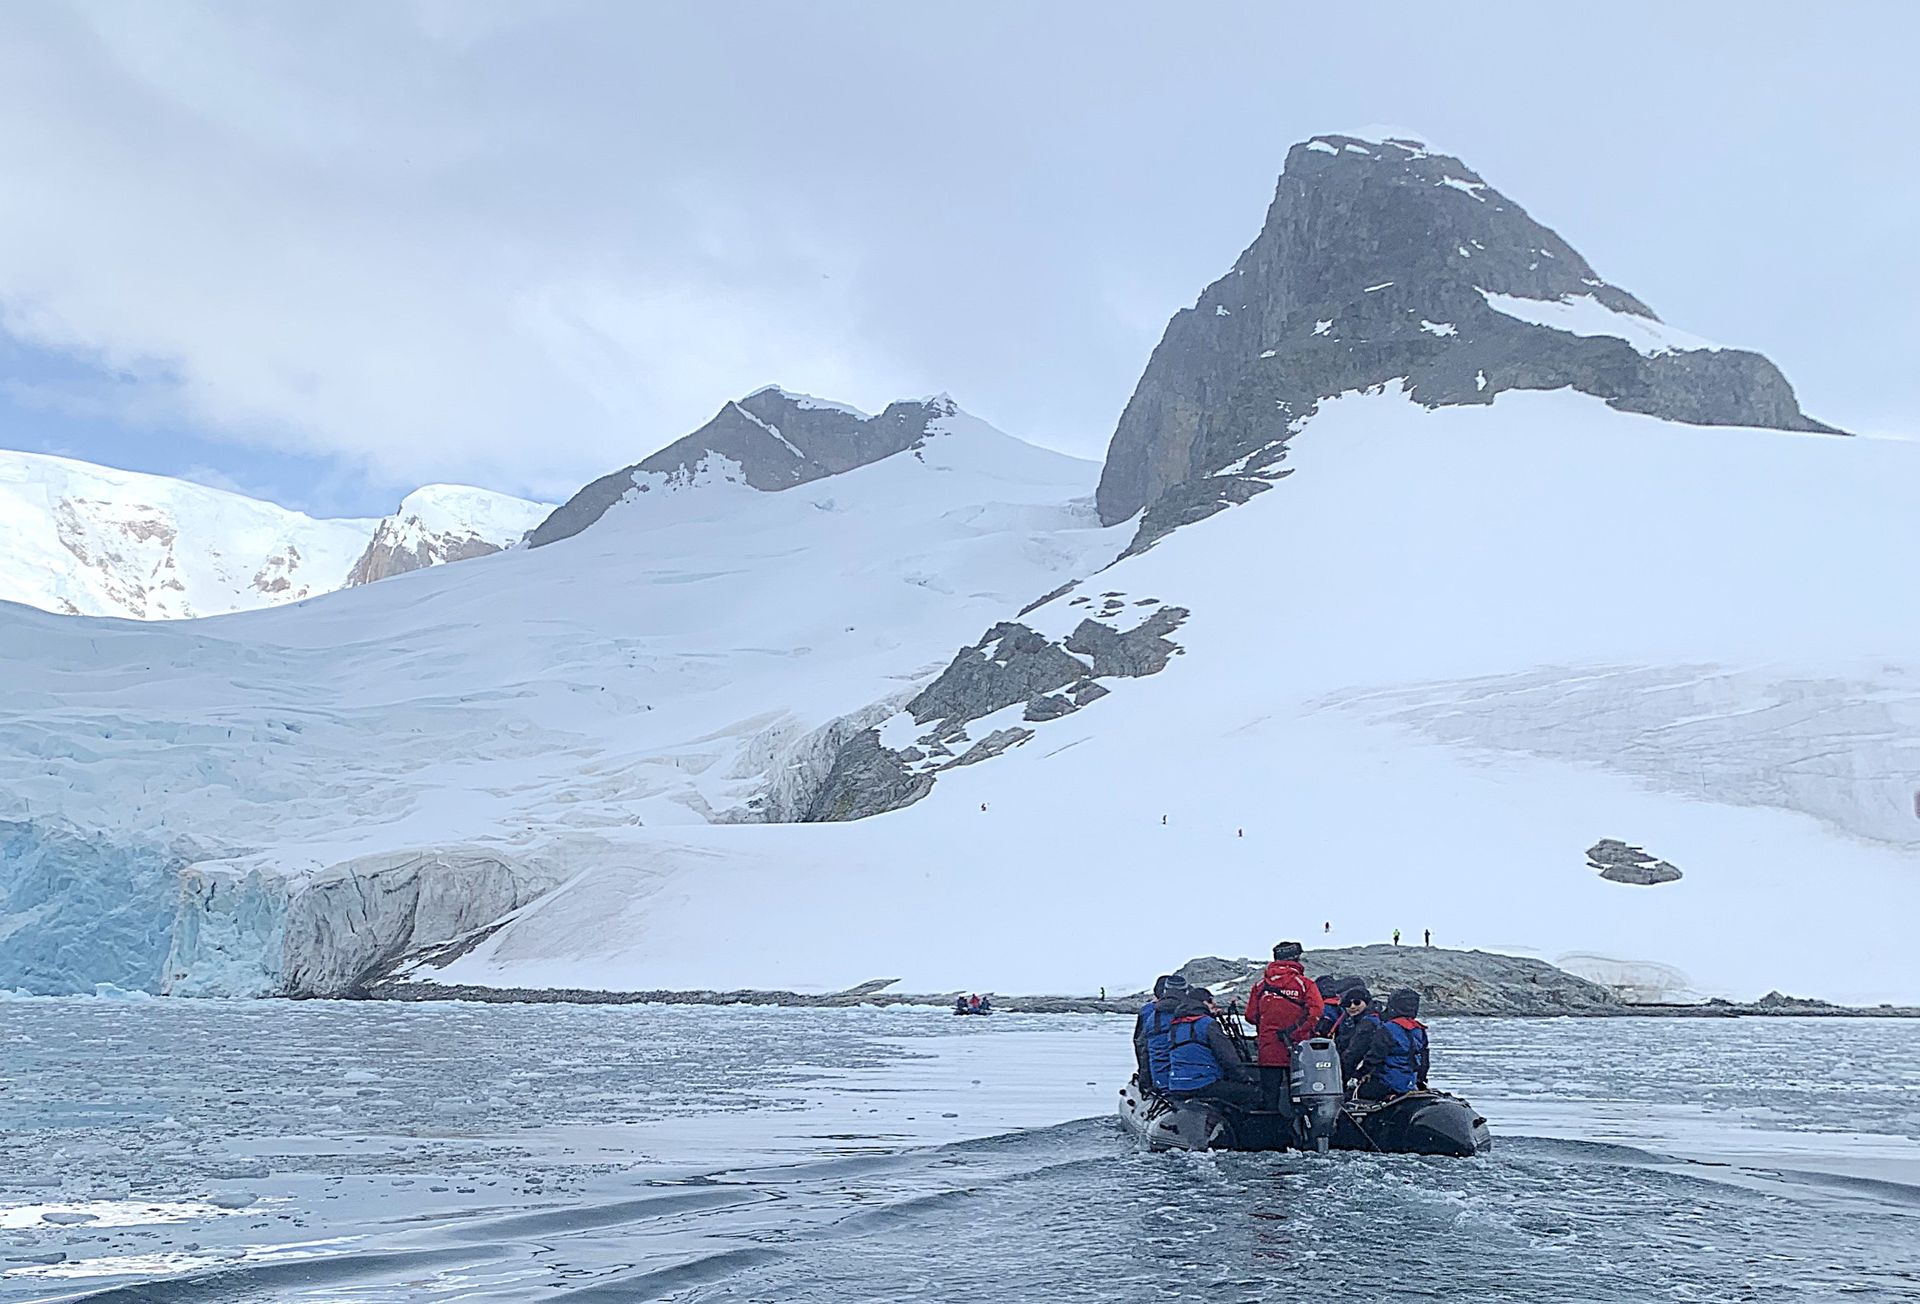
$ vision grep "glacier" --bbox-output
[0,404,1121,995]
[0,820,186,994]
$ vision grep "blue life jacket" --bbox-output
[1314,1004,1344,1038]
[1379,1017,1428,1094]
[1141,1000,1178,1087]
[1165,1014,1222,1091]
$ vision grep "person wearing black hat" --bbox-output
[1161,981,1261,1109]
[1364,988,1430,1100]
[1133,973,1188,1091]
[1312,975,1359,1037]
[1334,985,1387,1095]
[1244,941,1324,1111]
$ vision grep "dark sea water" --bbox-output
[1,1000,1915,1302]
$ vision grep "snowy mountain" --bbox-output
[0,449,377,619]
[344,485,549,586]
[0,449,544,619]
[526,388,966,547]
[2,132,1915,1008]
[0,397,1116,995]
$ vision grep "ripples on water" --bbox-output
[1,1001,1915,1302]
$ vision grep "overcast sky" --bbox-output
[1,1,1914,517]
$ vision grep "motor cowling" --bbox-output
[1289,1037,1344,1151]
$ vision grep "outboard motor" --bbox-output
[1288,1037,1344,1152]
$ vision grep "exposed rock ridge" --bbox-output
[1096,131,1839,538]
[527,390,959,547]
[796,599,1189,823]
[345,521,499,585]
[1179,944,1622,1017]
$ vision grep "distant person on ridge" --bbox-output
[1365,989,1431,1100]
[1392,928,1401,946]
[1133,974,1185,1090]
[1244,942,1324,1111]
[1163,983,1260,1110]
[1424,928,1431,947]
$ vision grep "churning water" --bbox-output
[2,1000,1915,1302]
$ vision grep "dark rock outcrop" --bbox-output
[1096,132,1838,535]
[799,598,1189,823]
[905,622,1092,726]
[528,390,958,547]
[1587,838,1683,886]
[1063,607,1188,677]
[1178,944,1622,1017]
[802,731,935,823]
[1023,693,1077,722]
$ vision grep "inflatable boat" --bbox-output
[1117,1037,1347,1153]
[1117,1036,1489,1157]
[1333,1090,1490,1156]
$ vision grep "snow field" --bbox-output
[425,389,1920,1004]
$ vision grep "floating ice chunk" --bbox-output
[1214,305,1232,317]
[1259,349,1277,359]
[1419,320,1458,337]
[1363,282,1393,293]
[1313,320,1333,335]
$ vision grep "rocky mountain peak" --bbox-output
[343,485,548,587]
[1095,130,1837,536]
[526,389,964,548]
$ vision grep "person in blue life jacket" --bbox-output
[1133,974,1187,1090]
[1334,986,1387,1094]
[1356,988,1429,1099]
[1162,985,1261,1110]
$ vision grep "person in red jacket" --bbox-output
[1243,941,1324,1111]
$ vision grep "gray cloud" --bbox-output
[0,0,1913,503]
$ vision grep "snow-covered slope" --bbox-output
[413,388,1920,1006]
[0,402,1117,993]
[343,485,549,586]
[0,449,546,618]
[0,449,377,619]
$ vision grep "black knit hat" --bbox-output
[1161,973,1191,995]
[1272,941,1304,962]
[1386,988,1421,1018]
[1342,985,1373,1007]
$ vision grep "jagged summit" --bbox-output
[1095,131,1837,533]
[527,388,968,547]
